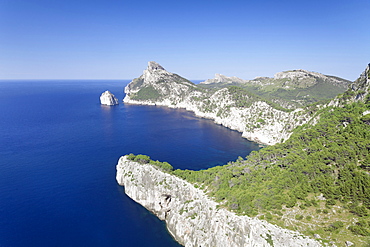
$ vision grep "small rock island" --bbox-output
[100,90,119,105]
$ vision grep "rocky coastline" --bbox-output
[122,62,317,145]
[116,156,321,247]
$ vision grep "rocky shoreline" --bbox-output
[123,94,312,145]
[116,156,321,247]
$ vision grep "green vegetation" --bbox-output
[128,77,145,91]
[131,85,162,101]
[241,81,347,109]
[126,154,173,172]
[227,86,292,112]
[171,101,370,245]
[125,65,370,245]
[200,73,350,109]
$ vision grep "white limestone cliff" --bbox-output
[123,62,313,145]
[100,90,119,105]
[116,156,322,247]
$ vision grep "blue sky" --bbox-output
[0,0,369,80]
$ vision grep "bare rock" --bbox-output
[100,91,119,105]
[116,156,321,247]
[345,241,354,247]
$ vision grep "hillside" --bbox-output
[172,64,370,246]
[200,70,350,109]
[124,62,330,145]
[120,62,370,246]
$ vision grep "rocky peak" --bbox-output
[147,61,166,72]
[124,61,194,98]
[200,74,247,84]
[349,63,370,101]
[274,69,325,80]
[142,61,172,84]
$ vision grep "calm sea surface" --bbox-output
[0,80,260,246]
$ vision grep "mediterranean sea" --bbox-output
[0,80,260,246]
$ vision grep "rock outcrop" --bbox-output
[123,62,314,145]
[116,156,321,247]
[200,74,248,85]
[350,63,370,101]
[100,90,119,105]
[272,69,349,89]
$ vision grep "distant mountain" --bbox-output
[200,73,248,85]
[199,69,351,109]
[124,62,323,145]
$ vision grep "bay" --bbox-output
[0,80,260,246]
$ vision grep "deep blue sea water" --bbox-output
[0,80,260,247]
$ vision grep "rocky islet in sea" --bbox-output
[100,90,119,105]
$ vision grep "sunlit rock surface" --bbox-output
[100,90,119,105]
[116,156,321,247]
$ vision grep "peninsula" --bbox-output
[123,62,349,145]
[118,62,370,246]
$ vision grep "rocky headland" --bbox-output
[116,156,321,247]
[117,63,370,246]
[123,61,328,145]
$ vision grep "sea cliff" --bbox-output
[116,156,321,247]
[123,62,319,145]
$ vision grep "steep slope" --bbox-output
[124,61,197,102]
[173,64,370,246]
[124,62,317,145]
[346,63,370,102]
[118,63,370,246]
[117,155,321,247]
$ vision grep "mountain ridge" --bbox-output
[123,61,348,145]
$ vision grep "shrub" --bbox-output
[127,153,136,160]
[265,212,273,220]
[326,198,336,206]
[350,205,368,217]
[126,154,173,172]
[149,160,174,172]
[134,154,151,163]
[295,214,304,220]
[326,221,344,232]
[348,224,370,236]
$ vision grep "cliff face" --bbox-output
[350,63,370,101]
[123,62,314,145]
[116,156,321,247]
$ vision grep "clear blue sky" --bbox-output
[0,0,369,80]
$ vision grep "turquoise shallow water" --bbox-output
[0,80,260,246]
